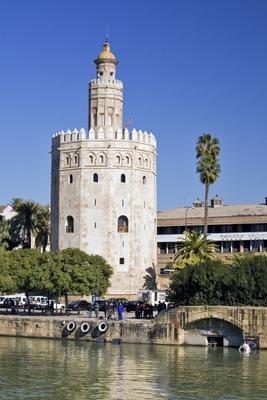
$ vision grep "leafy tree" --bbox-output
[173,231,217,267]
[0,216,10,249]
[169,255,267,306]
[0,250,17,293]
[143,263,158,290]
[52,248,113,307]
[8,249,53,297]
[196,133,220,234]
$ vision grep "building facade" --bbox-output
[157,196,267,286]
[51,41,157,297]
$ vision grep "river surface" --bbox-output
[0,337,266,400]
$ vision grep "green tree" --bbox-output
[173,231,217,267]
[52,248,113,307]
[11,199,40,248]
[0,250,17,293]
[8,249,53,298]
[169,260,231,305]
[196,133,220,234]
[0,216,10,249]
[143,263,158,290]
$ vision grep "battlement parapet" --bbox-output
[89,78,123,88]
[52,127,156,147]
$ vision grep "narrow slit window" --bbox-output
[93,173,98,182]
[121,174,126,183]
[66,216,74,233]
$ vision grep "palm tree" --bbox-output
[35,205,50,252]
[11,199,40,248]
[174,231,217,267]
[143,263,158,290]
[196,133,220,235]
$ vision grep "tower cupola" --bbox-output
[94,40,118,80]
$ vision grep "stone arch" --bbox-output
[114,152,122,166]
[179,308,244,331]
[97,152,106,165]
[123,153,131,166]
[184,317,244,347]
[88,152,96,165]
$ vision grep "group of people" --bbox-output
[88,301,124,320]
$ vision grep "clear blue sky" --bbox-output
[1,0,267,211]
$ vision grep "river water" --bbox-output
[0,337,266,400]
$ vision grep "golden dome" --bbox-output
[97,41,116,61]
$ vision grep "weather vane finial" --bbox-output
[106,24,109,43]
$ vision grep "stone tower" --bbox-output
[51,41,157,297]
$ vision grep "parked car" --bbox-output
[0,297,15,308]
[67,300,90,312]
[126,301,144,312]
[94,300,108,311]
[48,300,65,310]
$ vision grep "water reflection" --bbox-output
[0,337,266,399]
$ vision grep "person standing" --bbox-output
[88,303,93,318]
[94,302,99,319]
[117,303,124,321]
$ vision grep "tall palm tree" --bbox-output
[35,205,50,252]
[143,263,158,290]
[174,231,217,267]
[196,133,220,235]
[11,199,40,248]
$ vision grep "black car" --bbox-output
[125,301,144,312]
[94,300,109,311]
[67,300,90,312]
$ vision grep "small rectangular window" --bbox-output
[94,199,97,206]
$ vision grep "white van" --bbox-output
[14,294,27,308]
[29,296,48,309]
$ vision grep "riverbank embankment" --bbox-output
[1,306,267,347]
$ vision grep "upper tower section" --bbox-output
[88,40,123,134]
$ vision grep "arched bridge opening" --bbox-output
[184,317,244,347]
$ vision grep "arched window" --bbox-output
[117,215,128,233]
[93,173,98,182]
[66,216,74,233]
[116,155,121,165]
[74,155,79,164]
[69,174,73,184]
[66,156,70,166]
[145,158,148,167]
[143,176,146,185]
[125,156,130,165]
[119,258,125,265]
[89,155,94,164]
[99,155,104,164]
[121,174,126,183]
[138,157,142,166]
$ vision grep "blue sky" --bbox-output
[0,0,267,211]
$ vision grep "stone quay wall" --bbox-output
[1,306,267,347]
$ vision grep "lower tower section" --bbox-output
[51,127,157,297]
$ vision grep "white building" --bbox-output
[51,41,157,298]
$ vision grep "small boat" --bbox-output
[239,342,251,354]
